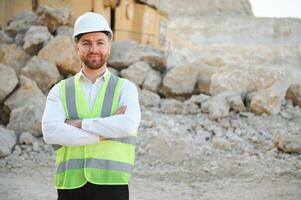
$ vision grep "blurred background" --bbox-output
[0,0,301,200]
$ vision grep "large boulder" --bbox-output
[160,99,183,114]
[0,31,13,45]
[209,65,287,95]
[162,64,198,100]
[0,44,31,72]
[0,64,18,103]
[23,26,53,55]
[3,75,46,113]
[21,56,61,93]
[139,89,161,107]
[198,65,220,94]
[5,12,39,37]
[109,40,166,72]
[275,135,301,154]
[139,45,167,72]
[4,75,45,136]
[19,132,35,145]
[36,6,70,33]
[7,103,44,136]
[120,61,151,86]
[143,68,162,92]
[109,41,139,69]
[201,91,246,120]
[249,81,291,115]
[0,126,17,157]
[38,36,81,74]
[56,26,73,37]
[286,83,301,107]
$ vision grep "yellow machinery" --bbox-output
[0,0,168,49]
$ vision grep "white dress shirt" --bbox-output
[42,68,141,146]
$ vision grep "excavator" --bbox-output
[0,0,168,49]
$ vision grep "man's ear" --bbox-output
[108,43,112,54]
[75,43,80,54]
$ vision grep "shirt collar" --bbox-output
[75,68,111,83]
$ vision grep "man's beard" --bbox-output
[81,52,110,70]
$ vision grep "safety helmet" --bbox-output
[72,12,113,41]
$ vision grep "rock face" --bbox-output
[156,0,252,18]
[38,36,81,74]
[168,17,301,45]
[21,56,60,93]
[0,64,18,103]
[0,126,17,157]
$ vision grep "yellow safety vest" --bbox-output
[54,72,137,189]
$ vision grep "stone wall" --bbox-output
[144,0,253,18]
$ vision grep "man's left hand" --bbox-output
[65,119,82,128]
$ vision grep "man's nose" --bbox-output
[90,43,98,52]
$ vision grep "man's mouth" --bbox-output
[88,55,100,58]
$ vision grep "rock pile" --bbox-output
[0,1,301,176]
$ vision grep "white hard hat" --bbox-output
[72,12,113,41]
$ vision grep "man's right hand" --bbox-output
[116,106,127,115]
[99,106,127,141]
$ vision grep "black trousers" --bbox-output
[57,182,129,200]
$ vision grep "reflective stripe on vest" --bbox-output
[56,158,133,174]
[55,72,137,189]
[53,75,138,150]
[64,75,137,146]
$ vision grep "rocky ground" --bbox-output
[1,1,301,199]
[1,101,300,200]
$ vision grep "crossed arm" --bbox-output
[42,80,140,147]
[65,106,127,140]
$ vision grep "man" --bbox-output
[42,12,141,200]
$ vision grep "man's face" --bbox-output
[75,32,111,70]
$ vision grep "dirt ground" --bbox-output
[1,107,301,200]
[0,154,300,200]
